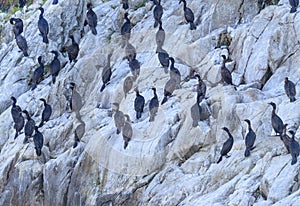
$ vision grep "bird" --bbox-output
[156,20,165,52]
[153,0,163,28]
[123,76,136,98]
[284,77,296,102]
[149,87,159,122]
[38,7,49,44]
[70,82,83,119]
[190,95,202,127]
[161,78,177,105]
[221,55,234,86]
[73,116,85,148]
[19,0,27,8]
[124,40,136,62]
[67,35,79,63]
[179,0,196,30]
[15,34,29,57]
[10,17,23,37]
[268,102,284,136]
[121,12,131,47]
[31,56,44,90]
[134,88,145,119]
[86,3,98,35]
[289,130,299,165]
[14,111,24,139]
[11,96,22,124]
[100,53,113,92]
[129,58,140,77]
[122,0,129,10]
[195,74,206,103]
[244,119,256,157]
[50,50,61,84]
[169,57,181,88]
[39,98,52,128]
[33,126,44,156]
[52,0,58,4]
[22,110,35,144]
[289,0,299,13]
[280,124,291,153]
[113,103,125,134]
[157,48,169,73]
[217,127,234,163]
[122,114,133,149]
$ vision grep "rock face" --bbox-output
[0,0,299,205]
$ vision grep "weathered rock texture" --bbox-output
[0,0,299,205]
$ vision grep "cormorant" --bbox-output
[284,77,296,102]
[121,13,131,47]
[157,47,169,73]
[50,50,61,84]
[100,53,113,92]
[123,76,136,98]
[156,21,165,52]
[179,0,196,30]
[14,111,24,139]
[22,110,35,144]
[124,40,136,62]
[113,103,125,134]
[195,74,206,103]
[31,56,44,90]
[73,116,85,148]
[70,82,83,118]
[33,126,43,156]
[149,87,159,122]
[169,57,181,88]
[19,0,27,8]
[122,0,129,10]
[190,95,202,127]
[289,0,299,13]
[39,98,52,127]
[67,35,79,63]
[289,130,299,165]
[122,114,132,149]
[134,88,145,119]
[221,55,234,86]
[10,18,23,37]
[86,3,98,35]
[129,58,140,77]
[280,124,291,153]
[244,119,256,157]
[11,96,22,124]
[16,34,29,57]
[52,0,58,5]
[161,78,176,105]
[268,102,283,136]
[153,0,163,28]
[217,127,234,163]
[38,7,49,44]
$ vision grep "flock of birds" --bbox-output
[5,0,299,165]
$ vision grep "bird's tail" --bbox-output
[161,96,168,105]
[52,76,56,84]
[123,2,129,10]
[14,131,19,139]
[39,121,44,128]
[244,147,251,157]
[116,128,121,134]
[217,156,223,164]
[290,96,296,102]
[73,132,79,148]
[149,115,154,122]
[35,147,42,156]
[291,154,297,165]
[190,22,197,30]
[154,20,158,28]
[136,112,141,119]
[192,120,198,127]
[124,140,129,149]
[100,84,106,92]
[91,27,97,35]
[23,50,29,57]
[23,136,29,144]
[31,83,37,90]
[43,35,49,44]
[290,7,297,13]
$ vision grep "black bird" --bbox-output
[11,96,22,124]
[195,74,206,103]
[50,51,61,84]
[156,21,165,51]
[190,95,202,127]
[289,0,299,13]
[14,111,24,139]
[149,87,159,122]
[86,3,98,35]
[67,35,79,63]
[169,57,181,88]
[73,117,85,148]
[122,0,129,10]
[122,114,132,149]
[121,13,131,47]
[134,88,145,119]
[179,0,196,30]
[161,78,176,105]
[289,130,299,165]
[129,59,140,77]
[33,126,44,156]
[10,18,23,37]
[31,56,44,90]
[244,119,256,157]
[38,7,49,44]
[157,48,169,73]
[153,0,163,28]
[221,55,234,86]
[16,34,29,57]
[52,0,58,4]
[100,53,113,92]
[39,98,52,128]
[280,124,291,153]
[217,127,234,163]
[22,110,35,144]
[284,77,296,102]
[19,0,27,8]
[268,102,284,136]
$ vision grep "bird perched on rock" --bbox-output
[244,119,256,157]
[70,82,83,119]
[157,48,169,73]
[16,34,29,57]
[38,7,49,44]
[22,110,35,144]
[289,130,299,165]
[11,96,22,124]
[129,58,140,77]
[33,126,44,156]
[134,88,145,119]
[217,127,234,163]
[153,0,163,28]
[19,0,27,8]
[113,103,125,134]
[31,56,44,90]
[10,18,23,37]
[169,57,181,89]
[190,94,202,127]
[124,40,136,62]
[73,116,85,148]
[39,98,52,128]
[156,21,165,52]
[121,13,131,47]
[179,0,196,30]
[85,3,98,35]
[289,0,299,13]
[123,76,136,98]
[50,50,61,84]
[268,102,283,136]
[149,87,159,122]
[221,55,234,86]
[122,0,129,10]
[67,35,79,63]
[195,74,206,103]
[161,78,177,105]
[284,77,296,102]
[14,111,24,139]
[122,114,133,149]
[280,124,291,153]
[100,53,113,92]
